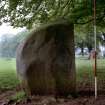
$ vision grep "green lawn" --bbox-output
[76,58,105,90]
[76,58,105,79]
[0,57,105,91]
[0,58,19,90]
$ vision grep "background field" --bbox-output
[0,58,19,91]
[0,57,105,92]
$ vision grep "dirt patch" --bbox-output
[1,90,105,105]
[0,90,16,105]
[1,83,105,105]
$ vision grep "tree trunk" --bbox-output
[87,44,92,59]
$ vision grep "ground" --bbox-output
[0,57,105,105]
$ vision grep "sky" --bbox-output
[0,23,26,37]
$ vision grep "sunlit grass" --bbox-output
[0,58,19,90]
[76,57,105,89]
[0,57,105,91]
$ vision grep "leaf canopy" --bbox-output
[0,0,105,28]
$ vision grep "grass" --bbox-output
[76,57,105,90]
[0,58,19,90]
[76,57,105,79]
[10,91,27,102]
[0,57,105,91]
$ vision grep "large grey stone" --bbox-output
[16,21,76,96]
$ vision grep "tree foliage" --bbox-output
[0,0,105,29]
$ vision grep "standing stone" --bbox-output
[16,21,76,96]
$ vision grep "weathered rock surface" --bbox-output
[16,21,76,96]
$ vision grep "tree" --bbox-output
[0,34,14,57]
[0,30,29,58]
[0,0,105,29]
[75,24,94,55]
[0,0,74,28]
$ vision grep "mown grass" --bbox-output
[0,57,105,91]
[0,58,19,90]
[76,57,105,90]
[76,57,105,79]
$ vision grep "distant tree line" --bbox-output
[75,24,105,56]
[0,30,29,58]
